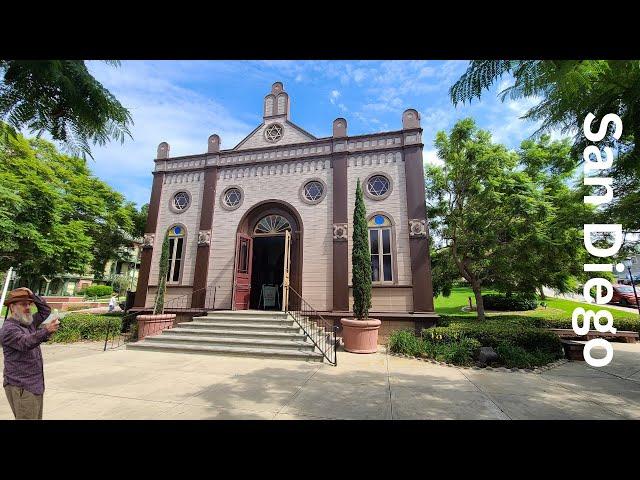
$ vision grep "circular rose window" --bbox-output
[366,175,391,199]
[264,123,283,143]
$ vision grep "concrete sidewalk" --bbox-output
[1,341,639,420]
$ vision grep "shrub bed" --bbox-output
[388,330,481,366]
[49,313,121,343]
[483,294,538,311]
[78,285,113,297]
[538,316,640,334]
[389,314,564,368]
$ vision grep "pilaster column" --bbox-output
[134,142,170,308]
[191,134,220,308]
[332,118,349,312]
[402,110,435,312]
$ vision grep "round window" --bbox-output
[222,187,243,210]
[364,173,393,200]
[304,181,323,201]
[264,123,283,143]
[367,175,390,198]
[171,191,191,213]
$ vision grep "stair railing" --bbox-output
[103,283,218,351]
[285,287,338,366]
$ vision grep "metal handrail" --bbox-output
[103,283,218,350]
[285,286,338,366]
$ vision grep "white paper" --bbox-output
[40,309,68,326]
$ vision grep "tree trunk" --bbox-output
[539,286,546,300]
[471,282,485,321]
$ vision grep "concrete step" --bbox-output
[205,310,290,320]
[126,341,324,362]
[178,322,301,333]
[191,316,295,326]
[163,328,307,341]
[144,334,316,351]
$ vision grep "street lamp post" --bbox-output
[623,258,640,316]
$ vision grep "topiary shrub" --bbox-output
[483,294,538,311]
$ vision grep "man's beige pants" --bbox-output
[4,385,43,420]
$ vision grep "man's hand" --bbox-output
[45,319,60,334]
[15,287,34,298]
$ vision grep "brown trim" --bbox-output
[403,146,435,312]
[148,284,194,288]
[192,166,218,307]
[134,172,165,308]
[199,166,218,231]
[348,284,412,288]
[332,153,349,311]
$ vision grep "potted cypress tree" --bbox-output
[136,229,176,340]
[340,179,381,353]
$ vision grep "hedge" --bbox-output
[537,316,640,334]
[483,294,538,311]
[388,330,481,366]
[49,313,121,343]
[78,285,113,297]
[426,318,563,357]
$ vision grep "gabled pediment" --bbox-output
[233,118,316,151]
[232,81,317,151]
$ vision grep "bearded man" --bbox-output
[1,287,59,419]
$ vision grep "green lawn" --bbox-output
[435,287,639,321]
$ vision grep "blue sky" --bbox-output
[82,60,562,208]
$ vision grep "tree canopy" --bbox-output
[449,60,640,233]
[0,60,132,160]
[0,122,145,285]
[425,119,594,320]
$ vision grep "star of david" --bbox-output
[304,182,323,201]
[264,124,283,142]
[174,192,189,210]
[224,189,241,207]
[367,176,390,197]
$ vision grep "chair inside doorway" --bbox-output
[250,235,284,310]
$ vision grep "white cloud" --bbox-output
[82,61,254,207]
[423,148,443,167]
[329,90,341,104]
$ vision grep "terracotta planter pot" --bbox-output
[136,314,176,340]
[340,318,381,353]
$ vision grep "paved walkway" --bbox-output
[1,342,639,420]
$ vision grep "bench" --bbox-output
[547,328,638,344]
[560,340,585,361]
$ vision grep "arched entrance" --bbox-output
[232,201,303,310]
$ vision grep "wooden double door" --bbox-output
[232,230,291,311]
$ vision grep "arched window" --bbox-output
[167,225,186,283]
[254,214,291,235]
[367,214,394,283]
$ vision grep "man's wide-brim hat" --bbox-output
[4,288,34,307]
